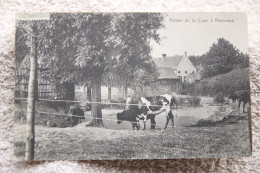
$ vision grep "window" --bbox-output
[192,71,194,73]
[185,71,187,73]
[178,71,180,73]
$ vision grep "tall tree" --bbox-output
[109,13,164,97]
[201,38,242,78]
[17,13,164,126]
[65,13,112,126]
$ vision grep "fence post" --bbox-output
[25,22,37,161]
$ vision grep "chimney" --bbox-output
[162,54,166,61]
[184,51,187,58]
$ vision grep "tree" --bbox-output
[78,13,164,125]
[201,38,242,78]
[16,16,81,101]
[238,52,249,69]
[129,62,159,95]
[109,13,164,97]
[17,13,164,126]
[63,13,112,126]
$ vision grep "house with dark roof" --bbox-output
[157,67,179,80]
[142,63,181,96]
[142,52,200,95]
[143,67,181,96]
[153,52,198,83]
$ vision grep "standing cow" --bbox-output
[116,97,159,130]
[116,110,141,130]
[138,96,161,130]
[117,94,177,130]
[116,98,142,130]
[229,90,250,113]
[238,90,250,113]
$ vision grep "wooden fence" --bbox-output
[15,68,58,100]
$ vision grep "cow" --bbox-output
[116,97,159,130]
[137,94,177,129]
[116,110,141,130]
[116,94,178,130]
[229,90,250,113]
[238,90,250,113]
[116,98,142,130]
[68,104,85,126]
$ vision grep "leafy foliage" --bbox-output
[200,38,249,78]
[195,68,250,96]
[101,13,164,91]
[16,13,165,124]
[16,13,164,93]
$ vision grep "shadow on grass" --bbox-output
[192,114,248,127]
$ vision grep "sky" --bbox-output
[150,12,248,58]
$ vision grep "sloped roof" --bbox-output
[188,73,200,80]
[153,56,183,69]
[157,67,179,79]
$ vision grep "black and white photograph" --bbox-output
[14,12,251,160]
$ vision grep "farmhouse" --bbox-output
[142,52,200,95]
[153,52,198,83]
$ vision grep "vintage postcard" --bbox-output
[14,12,252,160]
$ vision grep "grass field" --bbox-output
[14,100,251,160]
[14,114,251,160]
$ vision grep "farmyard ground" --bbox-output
[14,101,251,160]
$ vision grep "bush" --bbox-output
[36,102,78,127]
[189,95,201,107]
[195,68,250,96]
[214,92,225,104]
[35,112,76,127]
[180,83,196,95]
[195,80,212,96]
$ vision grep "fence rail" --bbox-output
[14,97,179,108]
[15,108,173,128]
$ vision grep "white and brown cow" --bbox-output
[116,94,178,130]
[116,98,143,130]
